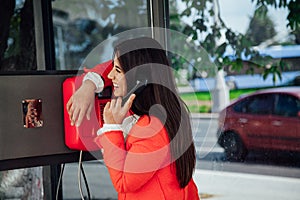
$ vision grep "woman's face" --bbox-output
[108,56,127,97]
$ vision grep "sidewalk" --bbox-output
[194,169,300,200]
[190,112,219,119]
[63,163,300,200]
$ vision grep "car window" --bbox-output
[247,94,274,115]
[235,94,275,115]
[233,97,250,113]
[274,94,300,117]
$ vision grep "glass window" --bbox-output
[51,0,148,70]
[0,0,36,71]
[0,167,43,199]
[245,94,274,115]
[233,97,250,113]
[274,94,300,117]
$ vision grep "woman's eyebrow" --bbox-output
[115,65,122,71]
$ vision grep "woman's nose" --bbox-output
[107,69,114,80]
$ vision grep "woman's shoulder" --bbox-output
[128,115,169,143]
[136,115,162,127]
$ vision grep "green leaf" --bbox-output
[262,71,269,80]
[181,8,191,17]
[183,25,194,36]
[193,18,207,32]
[276,70,282,81]
[215,42,227,57]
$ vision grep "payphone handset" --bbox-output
[63,61,113,151]
[122,79,148,105]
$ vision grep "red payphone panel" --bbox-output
[63,75,112,151]
[63,61,113,151]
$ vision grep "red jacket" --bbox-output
[95,115,200,200]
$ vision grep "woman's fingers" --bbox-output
[67,96,77,125]
[123,94,136,110]
[117,97,123,106]
[71,106,80,126]
[103,101,111,123]
[110,98,116,109]
[86,104,93,121]
[76,107,87,127]
[104,101,111,113]
[103,95,136,124]
[66,96,73,115]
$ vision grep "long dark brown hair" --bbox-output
[113,37,196,188]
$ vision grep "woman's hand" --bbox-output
[67,80,96,127]
[103,94,136,124]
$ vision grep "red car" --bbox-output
[217,87,300,161]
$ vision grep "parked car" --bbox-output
[217,87,300,161]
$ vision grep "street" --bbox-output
[62,116,300,200]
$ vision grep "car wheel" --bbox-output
[223,131,247,161]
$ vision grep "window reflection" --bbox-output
[0,0,36,71]
[52,0,148,70]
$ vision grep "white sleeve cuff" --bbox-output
[83,72,104,93]
[97,124,123,135]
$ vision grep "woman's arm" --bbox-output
[95,116,170,193]
[66,60,112,127]
[66,79,97,126]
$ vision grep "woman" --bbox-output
[67,37,200,200]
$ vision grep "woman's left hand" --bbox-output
[103,94,136,124]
